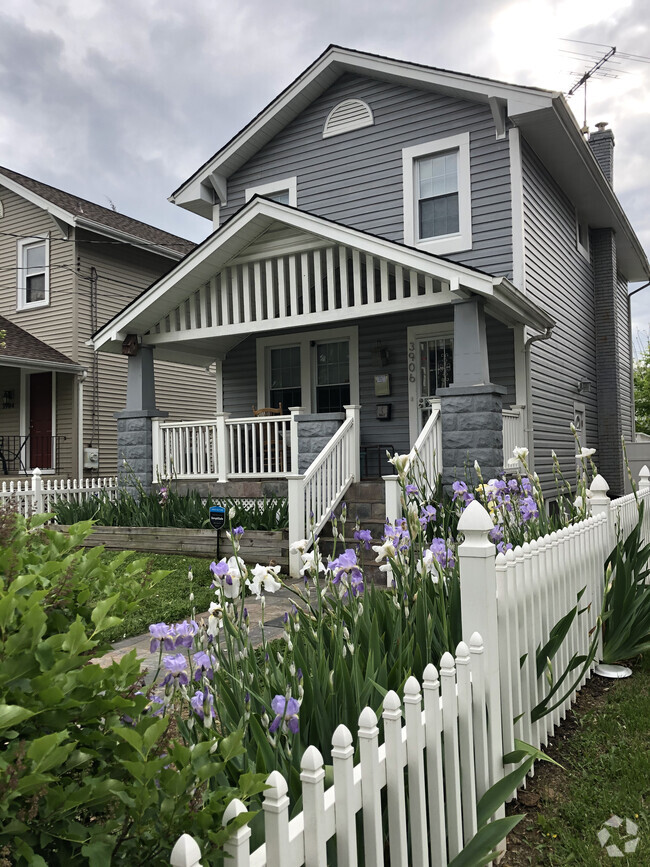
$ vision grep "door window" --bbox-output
[269,346,301,410]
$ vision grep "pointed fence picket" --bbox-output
[171,639,493,866]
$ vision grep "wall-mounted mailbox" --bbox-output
[374,374,391,397]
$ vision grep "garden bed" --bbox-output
[56,525,289,567]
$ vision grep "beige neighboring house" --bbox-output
[0,167,215,480]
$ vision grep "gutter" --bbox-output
[0,355,86,375]
[74,217,188,261]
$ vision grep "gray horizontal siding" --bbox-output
[486,316,515,406]
[521,138,598,492]
[222,73,513,278]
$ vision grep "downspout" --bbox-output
[524,327,554,470]
[77,370,87,479]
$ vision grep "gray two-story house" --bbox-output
[93,46,648,563]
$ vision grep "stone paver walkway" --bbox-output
[99,580,306,682]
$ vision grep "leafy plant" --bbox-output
[0,510,264,864]
[52,487,288,532]
[602,500,650,663]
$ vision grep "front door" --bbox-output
[29,372,53,469]
[407,325,453,443]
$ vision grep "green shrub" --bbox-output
[52,487,288,532]
[0,510,264,864]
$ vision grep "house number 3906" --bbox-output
[408,341,416,382]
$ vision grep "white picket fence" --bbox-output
[288,406,361,577]
[172,636,497,867]
[172,468,650,866]
[0,468,118,517]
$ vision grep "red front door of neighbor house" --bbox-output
[29,372,52,469]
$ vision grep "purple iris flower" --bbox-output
[508,478,519,491]
[149,622,175,653]
[193,650,216,680]
[520,477,533,492]
[209,559,229,587]
[162,653,188,687]
[429,538,456,570]
[497,541,514,555]
[190,689,214,722]
[174,619,199,648]
[354,528,373,549]
[269,694,300,734]
[520,495,539,522]
[489,525,504,544]
[328,548,364,587]
[452,481,475,505]
[419,504,437,526]
[232,526,245,537]
[405,483,418,495]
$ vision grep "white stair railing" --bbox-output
[385,399,441,526]
[288,405,360,577]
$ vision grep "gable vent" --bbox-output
[323,99,374,139]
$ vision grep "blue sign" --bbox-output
[209,505,226,531]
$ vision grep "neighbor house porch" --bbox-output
[0,316,85,479]
[92,197,554,574]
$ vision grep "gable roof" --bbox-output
[0,315,84,372]
[93,196,554,366]
[0,166,194,259]
[170,45,649,281]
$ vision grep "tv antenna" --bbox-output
[567,45,616,131]
[560,39,650,132]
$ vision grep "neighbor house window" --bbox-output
[245,177,297,207]
[17,237,49,309]
[269,345,302,409]
[403,133,472,255]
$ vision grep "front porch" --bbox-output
[92,198,552,575]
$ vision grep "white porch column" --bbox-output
[289,406,305,475]
[344,404,361,482]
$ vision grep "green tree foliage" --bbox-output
[0,510,264,865]
[634,342,650,434]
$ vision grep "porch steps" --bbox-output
[315,480,390,585]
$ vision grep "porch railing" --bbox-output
[0,434,66,475]
[384,400,441,525]
[288,405,360,577]
[501,406,526,467]
[152,414,292,481]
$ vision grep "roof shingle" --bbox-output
[0,315,81,368]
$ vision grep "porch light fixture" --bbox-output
[2,390,14,410]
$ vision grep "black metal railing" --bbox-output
[0,435,66,475]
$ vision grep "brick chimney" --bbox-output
[588,121,614,185]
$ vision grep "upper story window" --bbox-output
[17,237,49,309]
[402,133,472,255]
[245,176,297,207]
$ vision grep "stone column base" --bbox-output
[438,384,506,488]
[294,412,345,473]
[115,408,168,494]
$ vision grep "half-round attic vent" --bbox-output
[323,99,374,139]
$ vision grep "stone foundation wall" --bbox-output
[295,412,345,473]
[439,386,504,487]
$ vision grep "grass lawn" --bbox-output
[101,552,217,642]
[502,654,650,865]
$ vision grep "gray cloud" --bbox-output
[1,0,647,276]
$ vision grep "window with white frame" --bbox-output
[18,237,49,309]
[257,327,358,414]
[245,177,297,207]
[402,133,472,255]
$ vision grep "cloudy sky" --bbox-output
[1,0,649,339]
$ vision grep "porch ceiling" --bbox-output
[93,198,554,366]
